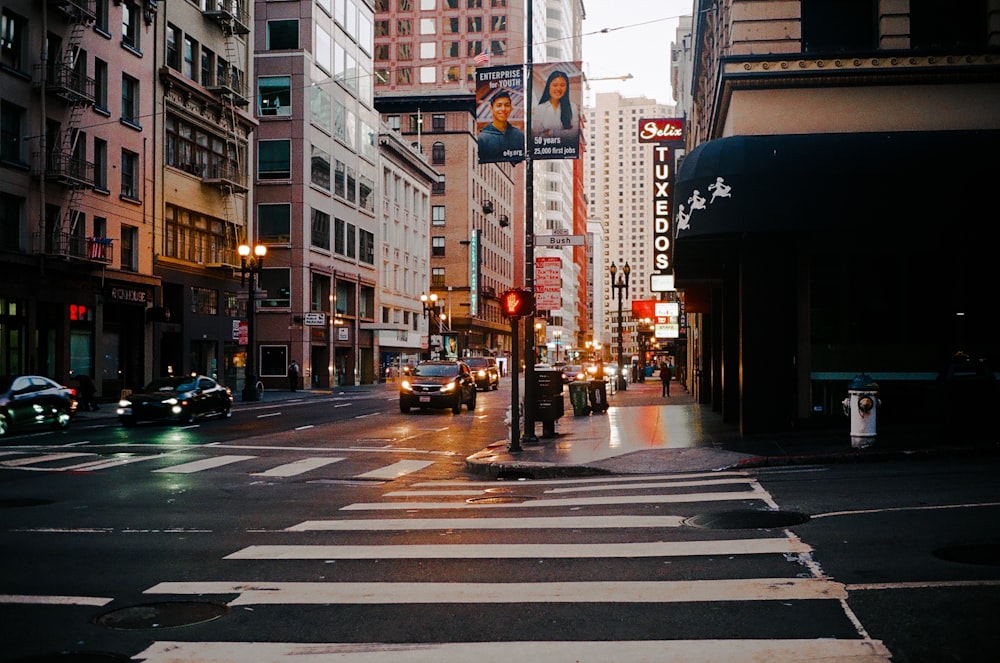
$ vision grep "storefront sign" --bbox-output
[637,118,684,290]
[107,286,149,305]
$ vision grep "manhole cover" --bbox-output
[685,510,811,529]
[0,498,54,508]
[94,601,228,630]
[6,654,131,663]
[933,544,1000,566]
[8,652,132,663]
[466,495,533,504]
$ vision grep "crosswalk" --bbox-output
[128,471,892,661]
[0,447,442,481]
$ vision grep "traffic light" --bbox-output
[500,288,534,318]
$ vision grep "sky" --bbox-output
[579,0,695,107]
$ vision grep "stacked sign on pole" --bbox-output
[534,256,562,312]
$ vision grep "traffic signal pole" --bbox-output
[522,0,537,444]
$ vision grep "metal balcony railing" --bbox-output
[202,162,248,193]
[36,61,96,105]
[32,231,113,263]
[202,0,250,35]
[35,151,95,188]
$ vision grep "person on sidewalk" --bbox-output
[660,361,672,397]
[287,359,300,392]
[76,374,99,411]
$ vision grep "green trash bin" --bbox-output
[568,381,590,416]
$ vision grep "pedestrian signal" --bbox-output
[501,289,534,318]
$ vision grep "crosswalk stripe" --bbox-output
[145,577,844,605]
[286,515,687,531]
[152,455,256,474]
[343,487,768,510]
[0,593,114,607]
[223,538,810,560]
[544,477,753,493]
[251,457,345,477]
[412,471,749,487]
[354,459,434,480]
[134,639,892,662]
[60,454,170,472]
[1,452,92,467]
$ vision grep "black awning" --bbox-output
[673,130,1000,240]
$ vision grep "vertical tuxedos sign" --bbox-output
[638,118,685,291]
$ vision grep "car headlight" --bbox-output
[477,369,486,377]
[119,399,132,407]
[163,397,179,405]
[440,381,456,394]
[400,379,413,393]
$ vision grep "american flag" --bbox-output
[474,49,490,66]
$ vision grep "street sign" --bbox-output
[304,312,326,326]
[538,234,585,247]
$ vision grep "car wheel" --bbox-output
[400,401,411,413]
[182,409,196,424]
[0,414,9,437]
[221,406,232,419]
[467,390,477,412]
[53,408,71,430]
[492,378,499,391]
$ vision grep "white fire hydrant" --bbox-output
[842,373,880,448]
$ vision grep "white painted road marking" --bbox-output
[152,455,256,473]
[354,460,434,480]
[251,457,345,477]
[286,515,687,531]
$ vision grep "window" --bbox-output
[121,74,139,126]
[432,173,445,195]
[432,236,445,256]
[346,165,357,204]
[120,225,138,271]
[201,47,214,86]
[346,223,356,258]
[93,137,107,190]
[258,76,291,116]
[431,267,445,289]
[491,15,507,32]
[93,59,108,111]
[375,20,389,37]
[183,35,197,80]
[359,173,375,212]
[431,114,445,131]
[258,140,291,179]
[468,17,483,32]
[432,205,445,226]
[431,141,445,165]
[120,149,139,199]
[801,0,876,53]
[94,0,109,34]
[0,193,21,250]
[396,67,412,84]
[374,44,389,60]
[445,66,460,82]
[311,208,330,250]
[397,42,412,60]
[311,85,331,132]
[334,159,346,197]
[0,101,24,164]
[397,20,412,35]
[315,24,332,73]
[1,9,26,71]
[259,269,291,308]
[166,24,180,70]
[387,115,400,130]
[910,0,987,50]
[334,217,345,254]
[311,145,331,190]
[359,229,375,264]
[164,205,233,265]
[258,204,291,243]
[267,20,299,50]
[191,287,219,315]
[122,1,141,52]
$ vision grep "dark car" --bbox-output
[560,364,587,384]
[117,375,233,426]
[0,375,78,437]
[464,356,500,391]
[399,360,477,414]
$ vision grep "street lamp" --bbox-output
[239,243,267,402]
[610,261,630,391]
[421,293,444,356]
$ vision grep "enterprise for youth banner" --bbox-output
[476,65,526,164]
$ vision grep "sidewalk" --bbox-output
[465,377,1000,478]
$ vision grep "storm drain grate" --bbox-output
[933,544,1000,566]
[94,601,228,630]
[684,509,811,530]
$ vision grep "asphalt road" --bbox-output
[1,383,997,662]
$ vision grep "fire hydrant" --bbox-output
[842,373,880,448]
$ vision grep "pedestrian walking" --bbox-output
[287,359,300,392]
[76,374,99,411]
[660,361,672,397]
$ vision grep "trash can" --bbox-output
[569,381,590,416]
[588,378,608,414]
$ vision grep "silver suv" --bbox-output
[464,356,500,391]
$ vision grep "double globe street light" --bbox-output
[239,243,266,402]
[610,261,630,391]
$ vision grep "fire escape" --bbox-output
[33,0,110,263]
[201,0,251,268]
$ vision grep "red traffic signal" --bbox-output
[500,288,534,318]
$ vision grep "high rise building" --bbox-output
[0,0,161,395]
[252,0,380,386]
[372,0,525,359]
[583,92,675,360]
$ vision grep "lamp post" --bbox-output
[610,261,630,391]
[239,243,266,401]
[421,293,443,357]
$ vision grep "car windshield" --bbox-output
[411,364,458,377]
[465,358,489,368]
[144,377,197,393]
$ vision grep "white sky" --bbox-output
[580,0,695,107]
